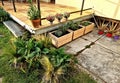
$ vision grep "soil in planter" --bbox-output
[53,31,69,37]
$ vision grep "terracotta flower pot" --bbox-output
[31,19,40,28]
[106,33,112,37]
[98,30,104,35]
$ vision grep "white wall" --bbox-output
[93,0,120,20]
[41,0,50,2]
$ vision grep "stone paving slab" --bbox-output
[0,78,2,83]
[82,28,104,42]
[77,44,120,83]
[64,38,91,55]
[96,36,120,54]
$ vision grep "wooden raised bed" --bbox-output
[85,22,95,34]
[69,26,85,40]
[49,30,73,48]
[80,21,95,34]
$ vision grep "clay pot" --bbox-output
[98,30,104,35]
[31,19,40,28]
[106,33,112,37]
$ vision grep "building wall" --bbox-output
[93,0,120,20]
[41,0,50,2]
[56,0,120,20]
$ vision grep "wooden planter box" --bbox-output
[80,21,95,34]
[69,26,85,40]
[49,30,73,48]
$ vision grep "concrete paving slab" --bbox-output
[82,28,104,42]
[64,38,91,55]
[96,36,120,54]
[0,78,2,83]
[77,44,120,83]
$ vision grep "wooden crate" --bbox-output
[84,22,95,34]
[49,30,73,48]
[72,26,85,40]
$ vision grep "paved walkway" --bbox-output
[0,78,2,83]
[64,28,120,83]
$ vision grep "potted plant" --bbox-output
[63,12,70,21]
[67,21,85,40]
[55,13,63,22]
[106,22,120,38]
[46,15,55,25]
[27,3,40,28]
[112,31,120,40]
[79,21,95,34]
[49,25,72,48]
[97,19,108,35]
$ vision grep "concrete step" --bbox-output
[3,20,26,37]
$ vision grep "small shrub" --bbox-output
[0,7,10,22]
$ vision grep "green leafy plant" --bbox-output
[80,21,91,26]
[59,25,68,34]
[40,48,75,83]
[67,21,80,30]
[0,23,96,83]
[53,25,68,37]
[0,7,10,22]
[32,34,52,48]
[11,38,42,71]
[54,30,63,37]
[27,4,40,20]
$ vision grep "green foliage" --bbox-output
[27,4,40,20]
[0,7,10,22]
[0,23,96,83]
[39,48,75,83]
[54,25,68,37]
[49,48,72,68]
[54,30,63,37]
[62,67,97,83]
[59,25,68,34]
[80,21,91,26]
[0,23,14,56]
[64,72,97,83]
[0,54,41,83]
[12,38,42,70]
[67,21,79,30]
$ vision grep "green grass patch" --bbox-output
[0,23,14,55]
